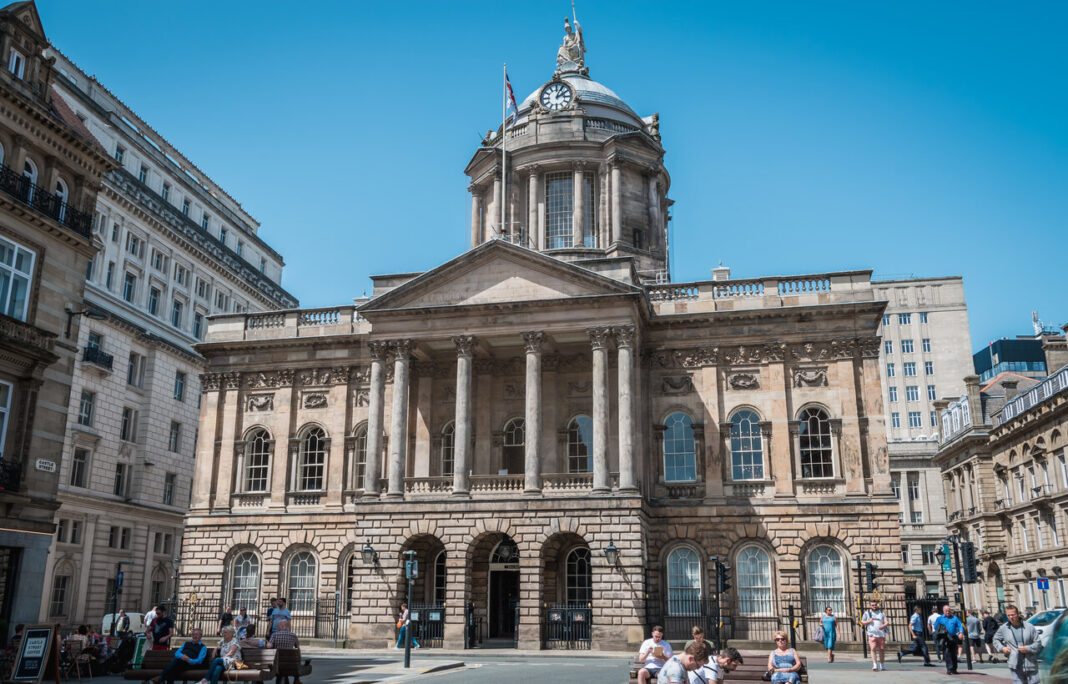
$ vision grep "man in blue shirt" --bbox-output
[271,597,292,633]
[935,605,965,674]
[156,628,208,684]
[898,604,933,666]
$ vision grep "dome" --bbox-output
[519,73,644,126]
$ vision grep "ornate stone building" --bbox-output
[180,23,902,650]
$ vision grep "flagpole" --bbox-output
[501,62,507,241]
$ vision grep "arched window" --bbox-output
[0,142,5,166]
[433,551,447,605]
[737,546,773,615]
[567,415,593,473]
[55,178,68,221]
[491,537,519,564]
[243,428,271,492]
[666,547,702,615]
[297,426,326,491]
[663,412,696,482]
[805,545,845,614]
[287,551,317,614]
[440,422,455,477]
[352,424,367,490]
[22,158,37,202]
[229,551,260,612]
[730,409,763,480]
[798,407,834,479]
[344,553,358,614]
[502,418,524,474]
[566,547,592,605]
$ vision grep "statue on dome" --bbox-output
[556,17,585,69]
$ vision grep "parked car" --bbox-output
[1029,608,1066,648]
[101,612,146,636]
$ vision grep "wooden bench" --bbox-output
[627,655,808,684]
[124,649,211,682]
[274,648,312,684]
[124,648,277,684]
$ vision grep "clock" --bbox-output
[540,82,573,111]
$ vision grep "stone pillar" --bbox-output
[770,361,795,497]
[453,335,474,497]
[572,166,585,247]
[386,339,411,498]
[362,341,389,499]
[611,162,622,245]
[614,326,637,492]
[192,386,220,511]
[522,331,544,494]
[470,191,481,248]
[647,175,660,249]
[589,327,612,493]
[536,171,546,250]
[527,169,538,249]
[490,176,501,239]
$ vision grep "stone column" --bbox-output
[470,191,481,248]
[614,326,637,492]
[452,335,474,497]
[386,339,412,499]
[610,162,622,245]
[527,169,538,249]
[522,331,544,494]
[362,341,389,499]
[589,327,612,493]
[490,176,501,239]
[647,175,660,248]
[536,171,546,250]
[572,166,585,247]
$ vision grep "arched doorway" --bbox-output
[488,537,520,639]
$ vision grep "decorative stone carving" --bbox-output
[443,384,456,400]
[858,336,882,358]
[504,383,524,399]
[474,358,495,375]
[223,372,241,390]
[646,346,718,369]
[588,327,612,350]
[542,354,561,372]
[556,18,586,70]
[790,342,833,362]
[303,392,328,409]
[794,367,828,388]
[391,339,412,359]
[411,361,437,377]
[613,325,635,348]
[354,388,369,407]
[454,335,476,357]
[762,342,787,362]
[722,345,764,366]
[200,373,222,391]
[661,375,694,394]
[246,369,295,389]
[728,372,759,390]
[521,331,544,354]
[296,367,350,386]
[367,340,390,360]
[246,393,274,411]
[568,381,592,396]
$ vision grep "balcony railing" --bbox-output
[996,365,1068,426]
[0,458,22,492]
[81,346,114,371]
[0,164,92,238]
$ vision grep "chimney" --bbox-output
[963,375,982,427]
[1042,326,1068,372]
[711,263,730,281]
[1002,379,1019,401]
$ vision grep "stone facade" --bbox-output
[0,0,115,642]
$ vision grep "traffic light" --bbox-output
[960,541,978,583]
[865,562,879,592]
[716,559,732,594]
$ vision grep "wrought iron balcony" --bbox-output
[0,458,22,492]
[948,510,962,521]
[0,164,93,238]
[82,346,114,371]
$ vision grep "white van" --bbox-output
[101,612,146,636]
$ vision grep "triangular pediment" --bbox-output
[3,2,46,42]
[361,241,640,313]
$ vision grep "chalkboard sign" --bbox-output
[12,624,55,683]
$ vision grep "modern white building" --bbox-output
[37,40,296,625]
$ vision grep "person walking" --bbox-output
[966,610,984,663]
[935,605,965,675]
[820,606,837,662]
[232,607,251,639]
[861,600,889,670]
[148,606,174,651]
[983,610,1000,662]
[898,604,933,666]
[395,602,420,650]
[929,606,943,661]
[216,605,233,637]
[993,604,1043,684]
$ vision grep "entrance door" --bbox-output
[489,571,520,638]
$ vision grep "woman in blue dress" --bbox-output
[768,632,802,684]
[820,605,838,662]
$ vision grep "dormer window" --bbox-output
[8,49,25,79]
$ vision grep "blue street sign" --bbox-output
[116,570,124,587]
[1037,577,1050,591]
[941,543,952,571]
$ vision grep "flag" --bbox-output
[505,70,519,127]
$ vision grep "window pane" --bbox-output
[737,547,773,615]
[567,416,592,473]
[245,429,271,492]
[730,410,763,480]
[288,552,317,613]
[545,172,573,249]
[798,408,834,478]
[667,547,702,615]
[230,552,259,612]
[806,546,845,614]
[299,427,326,490]
[566,547,592,605]
[663,413,696,482]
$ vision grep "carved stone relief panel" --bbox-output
[302,391,328,409]
[660,375,694,395]
[568,381,592,397]
[727,371,759,390]
[793,367,828,388]
[246,393,274,411]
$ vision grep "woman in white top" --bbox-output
[201,626,241,684]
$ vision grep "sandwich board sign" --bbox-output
[11,624,55,683]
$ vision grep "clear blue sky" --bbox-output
[38,0,1067,351]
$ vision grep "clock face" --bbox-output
[540,82,573,111]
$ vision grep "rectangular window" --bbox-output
[168,421,181,452]
[901,339,914,353]
[906,385,919,401]
[182,198,190,216]
[910,510,923,524]
[69,447,89,487]
[49,575,70,617]
[927,384,937,400]
[907,475,920,500]
[121,527,130,549]
[886,363,895,377]
[884,340,893,354]
[174,263,189,286]
[920,312,928,323]
[113,462,127,497]
[108,526,118,547]
[148,286,160,315]
[903,362,917,376]
[219,227,227,244]
[126,233,142,257]
[70,520,82,544]
[8,48,25,78]
[891,477,900,499]
[925,361,934,375]
[898,313,911,324]
[882,314,891,326]
[87,332,102,351]
[120,407,137,442]
[174,371,186,401]
[127,352,144,388]
[193,312,204,340]
[164,533,173,554]
[237,240,243,257]
[163,472,176,505]
[922,338,932,353]
[196,279,209,299]
[259,257,266,273]
[921,545,937,565]
[0,235,35,321]
[171,299,183,327]
[888,386,898,402]
[545,172,573,249]
[115,145,125,164]
[153,533,163,553]
[162,183,170,201]
[215,291,228,310]
[122,272,136,302]
[85,256,95,281]
[151,250,166,271]
[111,223,120,242]
[891,412,900,428]
[106,261,115,289]
[930,411,937,427]
[56,519,68,542]
[908,411,923,428]
[138,164,148,184]
[901,545,909,565]
[77,391,95,426]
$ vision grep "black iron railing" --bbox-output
[164,596,348,641]
[0,165,93,238]
[542,603,592,649]
[0,458,21,492]
[82,346,114,370]
[409,603,445,648]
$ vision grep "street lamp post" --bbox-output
[171,557,182,633]
[935,548,949,600]
[402,550,417,669]
[110,561,132,636]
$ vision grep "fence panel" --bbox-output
[542,604,592,649]
[410,603,445,648]
[164,597,347,641]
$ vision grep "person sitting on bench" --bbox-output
[637,625,674,684]
[155,629,207,684]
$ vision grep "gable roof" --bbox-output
[2,1,45,42]
[358,239,642,314]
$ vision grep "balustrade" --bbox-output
[0,164,93,237]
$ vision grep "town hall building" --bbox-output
[179,22,902,649]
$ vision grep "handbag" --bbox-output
[762,671,773,682]
[813,625,825,643]
[397,620,404,629]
